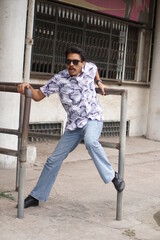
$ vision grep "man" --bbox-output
[18,46,125,208]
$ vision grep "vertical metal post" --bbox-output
[17,88,32,218]
[16,0,35,192]
[23,0,35,83]
[116,91,127,220]
[16,95,25,191]
[121,25,128,81]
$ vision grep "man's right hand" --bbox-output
[17,83,45,101]
[17,83,31,94]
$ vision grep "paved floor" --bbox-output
[0,137,160,240]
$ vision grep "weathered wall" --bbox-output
[0,0,28,168]
[146,0,160,141]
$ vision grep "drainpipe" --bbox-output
[23,0,35,83]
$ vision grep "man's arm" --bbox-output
[95,70,106,95]
[17,83,45,101]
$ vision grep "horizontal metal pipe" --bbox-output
[0,128,19,136]
[100,141,119,149]
[0,82,19,86]
[0,85,18,93]
[96,88,126,95]
[0,128,61,140]
[0,82,127,96]
[0,82,21,86]
[0,147,19,157]
[28,131,61,140]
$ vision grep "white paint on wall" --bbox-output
[0,0,28,168]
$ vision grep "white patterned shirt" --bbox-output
[40,62,103,130]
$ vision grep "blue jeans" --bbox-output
[31,120,115,202]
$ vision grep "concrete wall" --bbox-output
[99,84,149,137]
[30,94,67,126]
[146,0,160,141]
[0,0,28,168]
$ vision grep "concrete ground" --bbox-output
[0,136,160,240]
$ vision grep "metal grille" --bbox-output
[101,120,130,137]
[125,26,139,80]
[31,0,139,81]
[28,122,62,141]
[28,120,129,141]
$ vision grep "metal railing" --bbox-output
[0,82,127,220]
[96,87,127,221]
[0,84,32,218]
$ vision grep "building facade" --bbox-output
[0,0,159,168]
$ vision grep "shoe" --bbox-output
[24,195,39,208]
[112,172,125,192]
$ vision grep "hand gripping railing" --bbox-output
[0,83,127,220]
[0,84,32,218]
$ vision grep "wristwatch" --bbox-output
[96,79,102,85]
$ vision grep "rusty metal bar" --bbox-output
[0,82,126,95]
[0,148,19,157]
[16,95,24,191]
[0,128,60,140]
[28,132,61,140]
[116,90,127,221]
[0,128,19,136]
[17,88,32,218]
[0,85,18,92]
[100,141,119,150]
[0,82,20,86]
[96,87,125,95]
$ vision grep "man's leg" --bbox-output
[30,129,83,202]
[84,120,115,183]
[84,120,125,191]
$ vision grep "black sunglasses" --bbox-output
[65,59,81,66]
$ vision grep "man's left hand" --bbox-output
[97,82,106,95]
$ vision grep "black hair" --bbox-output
[65,46,85,62]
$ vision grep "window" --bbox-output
[31,0,152,83]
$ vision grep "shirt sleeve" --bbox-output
[85,62,97,78]
[40,75,60,97]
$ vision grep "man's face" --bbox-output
[66,53,85,76]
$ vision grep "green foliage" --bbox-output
[0,191,15,201]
